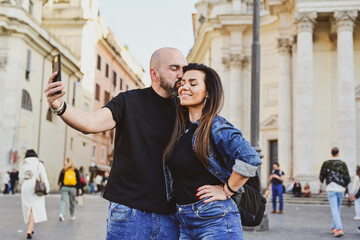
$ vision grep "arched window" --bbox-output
[21,90,32,111]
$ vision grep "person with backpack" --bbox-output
[58,158,80,221]
[162,63,261,239]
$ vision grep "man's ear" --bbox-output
[150,68,159,82]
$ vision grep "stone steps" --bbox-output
[270,193,351,206]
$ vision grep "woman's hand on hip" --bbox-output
[196,185,228,203]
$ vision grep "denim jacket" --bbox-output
[163,115,261,201]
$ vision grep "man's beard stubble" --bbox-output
[159,75,179,98]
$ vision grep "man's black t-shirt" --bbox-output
[103,87,176,214]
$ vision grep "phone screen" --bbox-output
[52,54,62,94]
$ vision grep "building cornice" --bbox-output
[295,0,360,13]
[0,4,81,74]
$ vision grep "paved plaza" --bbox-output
[0,194,359,240]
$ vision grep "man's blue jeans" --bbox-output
[176,198,243,240]
[327,191,344,230]
[272,183,283,211]
[106,202,180,240]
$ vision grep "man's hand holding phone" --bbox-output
[44,71,66,111]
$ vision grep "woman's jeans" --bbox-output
[60,186,77,217]
[272,183,283,211]
[176,198,243,240]
[327,191,344,230]
[106,202,179,240]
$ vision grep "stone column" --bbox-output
[221,56,231,117]
[241,56,251,139]
[277,38,292,179]
[334,10,358,174]
[229,53,243,129]
[293,12,317,180]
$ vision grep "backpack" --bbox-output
[63,169,77,186]
[231,172,267,226]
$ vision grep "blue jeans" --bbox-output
[106,202,179,240]
[176,198,243,240]
[272,183,283,211]
[327,191,344,230]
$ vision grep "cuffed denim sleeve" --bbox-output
[232,159,259,177]
[211,116,261,175]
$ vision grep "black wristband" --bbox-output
[55,101,67,116]
[226,180,237,194]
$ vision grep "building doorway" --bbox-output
[269,139,278,176]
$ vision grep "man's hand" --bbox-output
[44,72,66,110]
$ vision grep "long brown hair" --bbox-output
[163,63,224,166]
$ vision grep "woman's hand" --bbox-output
[196,185,228,203]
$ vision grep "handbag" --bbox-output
[34,161,47,196]
[76,195,84,206]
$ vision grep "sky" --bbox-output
[99,0,198,86]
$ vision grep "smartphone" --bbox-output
[52,54,62,94]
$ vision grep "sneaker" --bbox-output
[59,214,64,221]
[70,216,76,220]
[333,229,344,237]
[357,226,360,233]
[278,210,283,214]
[271,210,276,214]
[354,216,360,220]
[331,228,336,234]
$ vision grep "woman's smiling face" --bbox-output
[178,70,207,108]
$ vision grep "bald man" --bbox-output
[44,48,186,239]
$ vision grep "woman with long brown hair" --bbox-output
[163,63,261,239]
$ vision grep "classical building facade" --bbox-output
[188,0,360,189]
[0,0,144,190]
[0,0,83,189]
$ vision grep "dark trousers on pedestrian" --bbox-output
[272,183,284,211]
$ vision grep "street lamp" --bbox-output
[250,0,269,231]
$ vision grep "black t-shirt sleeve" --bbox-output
[104,93,126,126]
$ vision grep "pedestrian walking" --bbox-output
[19,149,50,239]
[269,162,285,214]
[9,168,19,194]
[162,63,261,239]
[78,166,87,194]
[350,184,360,233]
[351,166,360,220]
[44,47,186,239]
[319,147,350,237]
[3,171,10,194]
[58,158,81,221]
